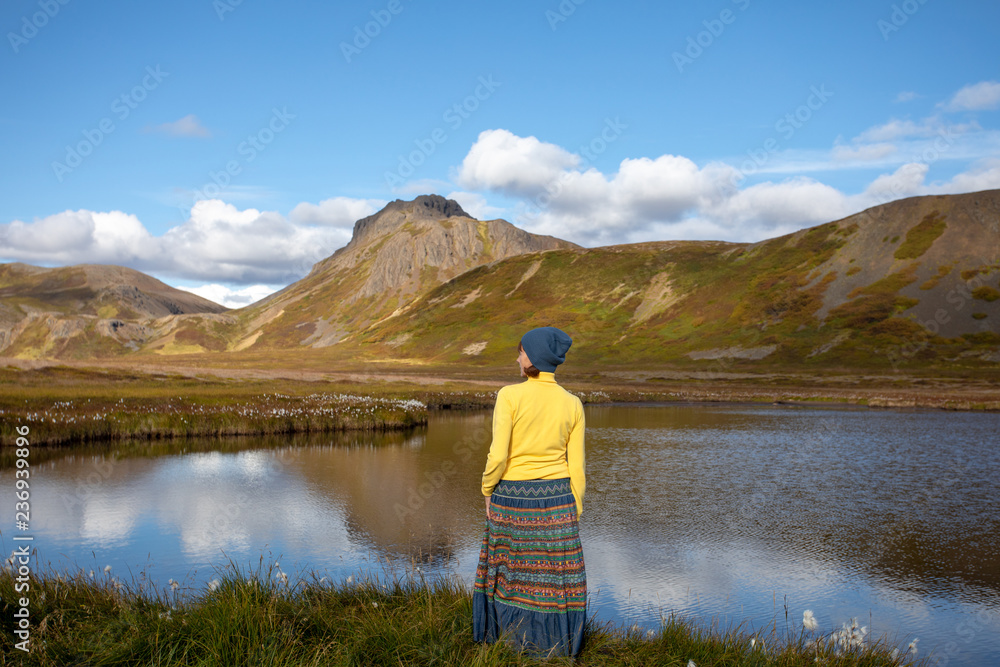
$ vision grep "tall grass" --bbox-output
[0,560,926,667]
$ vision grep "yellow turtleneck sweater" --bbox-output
[481,372,586,516]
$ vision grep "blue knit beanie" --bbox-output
[520,327,572,373]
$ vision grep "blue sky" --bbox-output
[2,0,998,307]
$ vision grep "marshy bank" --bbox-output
[3,363,999,448]
[0,367,430,447]
[0,563,924,666]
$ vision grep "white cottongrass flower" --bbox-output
[372,601,379,608]
[831,617,868,655]
[346,575,353,585]
[208,579,220,591]
[89,570,95,578]
[803,609,818,631]
[688,661,696,667]
[908,638,919,656]
[169,578,179,591]
[104,565,112,573]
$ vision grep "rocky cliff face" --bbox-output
[241,195,579,349]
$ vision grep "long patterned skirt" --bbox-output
[472,478,587,657]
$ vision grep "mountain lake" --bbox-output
[2,403,998,665]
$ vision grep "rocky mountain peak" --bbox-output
[408,194,471,219]
[350,195,472,245]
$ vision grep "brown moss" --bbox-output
[895,211,947,260]
[961,269,981,281]
[971,286,1000,302]
[847,264,919,299]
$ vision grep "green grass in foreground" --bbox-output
[0,562,925,667]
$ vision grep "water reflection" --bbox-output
[2,405,999,665]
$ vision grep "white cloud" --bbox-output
[288,196,385,227]
[853,117,979,143]
[443,191,504,220]
[146,114,211,138]
[159,200,345,282]
[457,129,848,244]
[456,129,580,196]
[0,210,156,264]
[894,91,919,103]
[831,143,898,162]
[176,283,279,309]
[943,81,1000,112]
[455,129,1000,246]
[0,197,381,285]
[927,158,1000,194]
[707,178,851,231]
[855,163,930,207]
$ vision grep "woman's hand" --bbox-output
[485,496,491,520]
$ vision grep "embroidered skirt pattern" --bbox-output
[472,478,587,657]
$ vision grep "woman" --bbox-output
[472,326,587,658]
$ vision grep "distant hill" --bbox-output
[1,191,998,371]
[0,263,227,358]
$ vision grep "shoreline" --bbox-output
[2,361,997,448]
[0,566,924,666]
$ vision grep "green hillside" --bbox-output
[1,192,998,373]
[345,193,1000,372]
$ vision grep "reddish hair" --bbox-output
[517,341,541,378]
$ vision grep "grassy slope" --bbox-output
[346,212,998,372]
[2,192,998,372]
[0,566,923,667]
